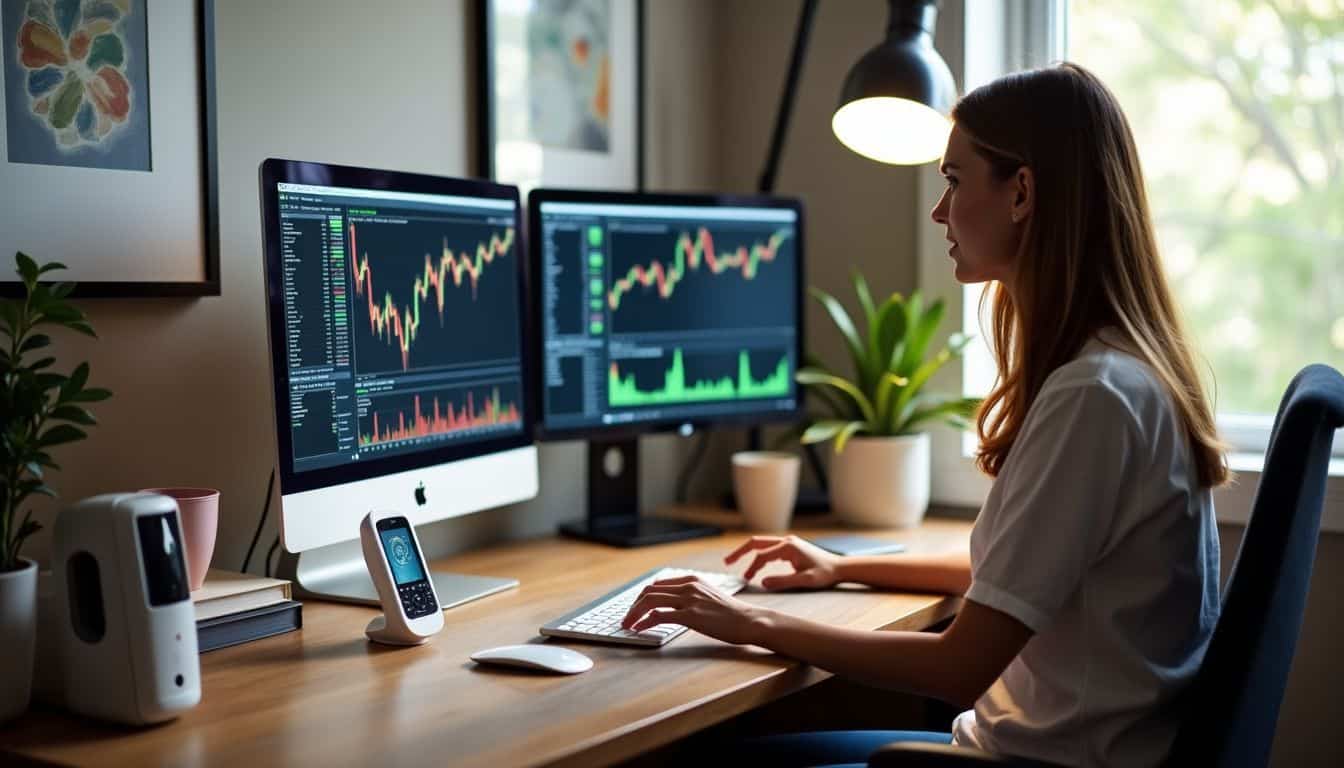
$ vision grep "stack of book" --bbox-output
[192,569,303,653]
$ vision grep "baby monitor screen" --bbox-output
[135,513,189,606]
[273,181,527,475]
[378,524,426,586]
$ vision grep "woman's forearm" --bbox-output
[744,598,1031,710]
[834,550,972,594]
[748,609,969,706]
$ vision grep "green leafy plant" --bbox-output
[796,272,981,452]
[0,253,110,572]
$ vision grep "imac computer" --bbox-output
[529,188,804,547]
[259,159,538,606]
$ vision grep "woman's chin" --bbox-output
[953,268,996,286]
[951,261,980,285]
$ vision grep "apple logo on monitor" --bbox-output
[414,482,427,506]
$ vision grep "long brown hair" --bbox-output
[955,62,1228,488]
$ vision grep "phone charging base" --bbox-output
[365,614,436,646]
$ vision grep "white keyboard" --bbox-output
[539,567,746,647]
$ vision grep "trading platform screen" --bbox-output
[275,182,525,473]
[538,200,799,431]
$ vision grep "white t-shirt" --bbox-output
[950,333,1221,768]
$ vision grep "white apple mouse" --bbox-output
[470,644,593,674]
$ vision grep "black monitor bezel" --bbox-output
[527,187,806,443]
[259,158,536,496]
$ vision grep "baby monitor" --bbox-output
[48,493,201,724]
[359,510,444,645]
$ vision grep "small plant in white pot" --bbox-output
[797,273,979,528]
[0,253,110,723]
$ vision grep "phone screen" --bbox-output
[378,522,426,585]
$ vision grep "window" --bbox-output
[926,1,1342,508]
[956,0,1344,464]
[1068,0,1344,459]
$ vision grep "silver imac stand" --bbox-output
[274,536,517,610]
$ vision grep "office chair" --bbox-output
[869,364,1344,768]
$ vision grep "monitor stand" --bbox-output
[274,537,517,609]
[559,438,722,547]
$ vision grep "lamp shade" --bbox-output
[832,0,956,165]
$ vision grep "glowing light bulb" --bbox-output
[832,97,952,166]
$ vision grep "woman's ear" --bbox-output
[1010,166,1034,224]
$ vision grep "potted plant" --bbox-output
[797,273,979,528]
[1,252,110,723]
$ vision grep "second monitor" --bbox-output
[530,189,804,546]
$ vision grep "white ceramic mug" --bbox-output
[732,451,801,532]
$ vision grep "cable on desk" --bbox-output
[265,535,280,578]
[241,468,276,574]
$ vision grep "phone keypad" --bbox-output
[399,582,438,618]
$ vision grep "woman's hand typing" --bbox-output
[621,575,770,645]
[725,535,842,590]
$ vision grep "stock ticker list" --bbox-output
[280,205,357,465]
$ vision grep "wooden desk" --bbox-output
[1,513,971,768]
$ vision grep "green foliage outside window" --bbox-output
[1072,0,1344,414]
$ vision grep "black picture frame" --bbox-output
[0,0,220,298]
[475,0,645,192]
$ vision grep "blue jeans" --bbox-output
[726,730,954,768]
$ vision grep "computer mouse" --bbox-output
[470,644,594,674]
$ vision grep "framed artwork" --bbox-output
[476,0,643,192]
[0,0,219,297]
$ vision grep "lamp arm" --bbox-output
[758,0,819,194]
[748,0,828,498]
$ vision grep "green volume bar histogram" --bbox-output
[608,349,791,407]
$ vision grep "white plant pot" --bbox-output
[0,557,37,723]
[829,433,931,528]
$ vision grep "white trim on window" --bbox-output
[1220,413,1344,459]
[1006,0,1067,69]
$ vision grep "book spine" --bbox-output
[197,602,303,653]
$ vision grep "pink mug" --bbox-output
[140,487,220,592]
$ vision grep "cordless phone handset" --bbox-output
[360,510,444,645]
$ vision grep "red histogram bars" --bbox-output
[360,388,521,446]
[350,223,515,370]
[607,227,789,311]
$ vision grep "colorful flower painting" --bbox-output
[526,0,610,152]
[494,0,611,154]
[3,0,150,170]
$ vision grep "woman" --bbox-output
[621,62,1228,768]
